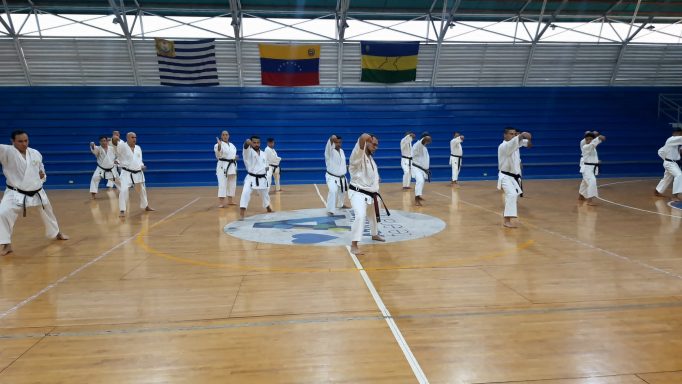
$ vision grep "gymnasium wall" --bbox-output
[0,86,676,189]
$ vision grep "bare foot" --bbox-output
[227,200,237,206]
[503,221,518,228]
[350,245,363,255]
[673,193,682,201]
[578,194,586,201]
[402,187,411,190]
[266,206,274,213]
[276,189,282,193]
[371,235,385,242]
[0,244,13,256]
[218,204,225,208]
[239,207,246,220]
[341,205,351,209]
[654,189,665,197]
[586,198,599,206]
[119,211,126,217]
[144,206,155,212]
[415,196,423,206]
[91,193,97,200]
[327,212,334,216]
[55,232,69,240]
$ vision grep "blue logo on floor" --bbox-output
[224,208,446,246]
[669,201,682,211]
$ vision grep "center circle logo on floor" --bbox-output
[224,208,446,246]
[669,200,682,211]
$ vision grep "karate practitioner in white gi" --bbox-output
[348,133,387,255]
[498,127,532,228]
[264,138,282,192]
[400,132,415,190]
[324,134,349,215]
[112,132,154,217]
[411,132,432,206]
[0,130,68,256]
[449,132,464,184]
[214,131,238,208]
[578,131,605,206]
[654,126,682,200]
[89,135,119,199]
[239,136,273,220]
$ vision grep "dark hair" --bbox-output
[584,132,596,139]
[421,132,431,139]
[11,130,27,140]
[673,127,682,133]
[335,135,342,140]
[267,138,275,143]
[454,131,460,136]
[250,135,260,141]
[99,135,108,141]
[504,127,517,134]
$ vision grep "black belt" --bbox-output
[218,158,237,175]
[450,154,462,171]
[401,155,412,168]
[248,172,267,187]
[501,171,523,196]
[270,164,280,174]
[327,171,348,193]
[122,167,142,185]
[664,158,678,162]
[349,184,390,223]
[6,184,44,217]
[584,162,600,175]
[97,164,115,180]
[413,163,431,182]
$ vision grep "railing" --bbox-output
[658,94,682,126]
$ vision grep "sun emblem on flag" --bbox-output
[155,38,176,58]
[307,48,316,57]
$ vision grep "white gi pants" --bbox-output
[325,173,346,214]
[579,165,599,199]
[217,174,237,198]
[655,161,682,195]
[0,190,60,244]
[349,190,378,242]
[240,175,271,209]
[267,166,281,192]
[118,170,148,212]
[498,173,522,218]
[90,166,119,194]
[451,157,461,181]
[401,158,412,188]
[413,168,426,197]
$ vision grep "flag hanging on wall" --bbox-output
[259,44,320,86]
[361,41,420,83]
[156,38,219,86]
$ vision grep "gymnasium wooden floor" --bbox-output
[0,178,681,384]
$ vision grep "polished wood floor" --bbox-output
[0,178,681,384]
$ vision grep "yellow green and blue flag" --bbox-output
[361,41,419,83]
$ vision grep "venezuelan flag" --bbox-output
[361,41,419,83]
[259,44,320,86]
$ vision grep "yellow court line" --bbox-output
[135,207,535,273]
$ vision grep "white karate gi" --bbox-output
[449,136,463,181]
[348,138,380,242]
[240,146,271,209]
[324,138,347,214]
[0,144,61,244]
[215,141,238,198]
[114,143,148,213]
[579,137,601,199]
[89,145,119,194]
[655,136,682,195]
[264,146,282,192]
[400,135,413,188]
[411,139,430,197]
[498,137,524,218]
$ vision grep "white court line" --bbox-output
[0,197,201,320]
[313,184,429,384]
[432,191,682,281]
[593,179,682,218]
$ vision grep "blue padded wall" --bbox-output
[0,86,676,189]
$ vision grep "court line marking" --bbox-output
[433,189,682,281]
[591,178,682,218]
[315,183,429,384]
[0,197,201,320]
[5,299,682,341]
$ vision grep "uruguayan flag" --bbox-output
[156,38,219,86]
